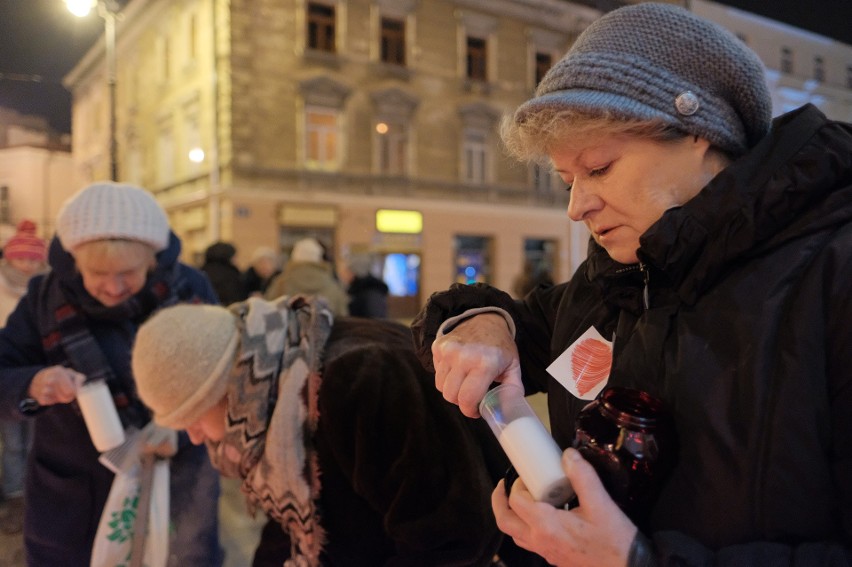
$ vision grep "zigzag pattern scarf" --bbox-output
[207,296,333,567]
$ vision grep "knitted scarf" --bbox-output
[207,296,333,567]
[36,236,190,428]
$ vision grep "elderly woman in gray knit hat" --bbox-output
[411,3,852,567]
[0,182,224,565]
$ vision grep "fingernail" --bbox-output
[564,448,582,462]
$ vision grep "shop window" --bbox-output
[455,235,491,284]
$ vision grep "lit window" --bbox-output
[305,107,339,170]
[454,235,491,284]
[307,3,336,52]
[375,120,408,175]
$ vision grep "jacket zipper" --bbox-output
[615,262,650,310]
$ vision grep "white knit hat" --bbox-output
[56,182,171,252]
[132,303,240,429]
[290,238,324,263]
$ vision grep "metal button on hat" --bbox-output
[675,91,700,116]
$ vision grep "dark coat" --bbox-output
[243,266,280,296]
[201,242,248,306]
[252,316,545,567]
[412,105,852,565]
[0,234,223,566]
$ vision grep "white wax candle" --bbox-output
[77,380,126,452]
[498,415,574,506]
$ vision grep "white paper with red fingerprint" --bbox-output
[546,326,613,400]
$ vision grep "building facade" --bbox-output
[0,108,78,244]
[691,0,852,122]
[63,0,852,318]
[64,0,600,317]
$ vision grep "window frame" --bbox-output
[305,105,341,171]
[307,2,336,53]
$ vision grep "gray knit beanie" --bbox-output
[132,303,240,429]
[515,3,772,155]
[56,182,171,252]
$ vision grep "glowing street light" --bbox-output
[65,0,95,17]
[65,0,121,181]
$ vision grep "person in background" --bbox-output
[412,3,851,566]
[346,253,389,319]
[0,182,224,566]
[243,246,281,298]
[131,296,545,567]
[0,220,47,535]
[510,260,554,299]
[264,237,349,316]
[201,241,248,306]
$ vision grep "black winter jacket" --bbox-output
[412,105,852,566]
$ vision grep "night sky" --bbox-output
[0,0,847,134]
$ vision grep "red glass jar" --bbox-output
[573,386,677,521]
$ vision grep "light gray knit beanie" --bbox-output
[56,182,171,252]
[132,303,240,429]
[515,3,772,155]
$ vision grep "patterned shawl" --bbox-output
[206,296,333,567]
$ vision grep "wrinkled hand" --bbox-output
[141,421,178,458]
[432,313,522,418]
[27,366,85,406]
[492,448,637,567]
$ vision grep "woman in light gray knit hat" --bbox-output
[132,296,543,566]
[411,3,852,566]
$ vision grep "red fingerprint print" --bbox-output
[570,338,612,395]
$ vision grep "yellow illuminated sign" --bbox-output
[376,209,422,234]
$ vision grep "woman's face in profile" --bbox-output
[74,241,155,307]
[552,133,721,264]
[185,397,228,445]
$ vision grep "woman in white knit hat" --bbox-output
[131,296,546,567]
[411,3,852,566]
[0,182,224,566]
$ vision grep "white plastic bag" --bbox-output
[90,457,170,567]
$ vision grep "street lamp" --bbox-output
[65,0,121,181]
